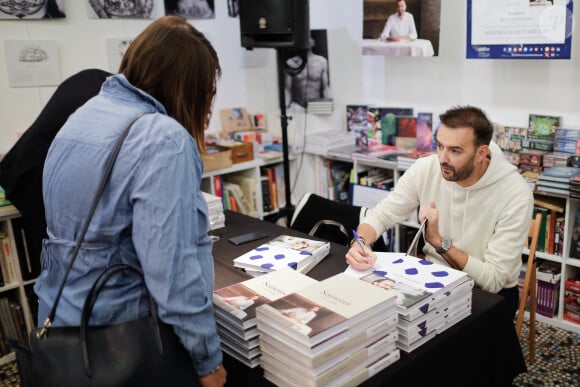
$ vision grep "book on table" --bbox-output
[232,234,330,276]
[213,269,318,330]
[213,269,318,368]
[344,251,473,352]
[261,337,400,387]
[257,312,398,370]
[256,273,397,348]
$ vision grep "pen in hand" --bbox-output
[352,230,367,257]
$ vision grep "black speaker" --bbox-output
[239,0,310,49]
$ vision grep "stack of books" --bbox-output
[307,99,334,115]
[202,191,225,230]
[537,166,580,196]
[256,273,400,387]
[212,270,317,368]
[351,144,407,163]
[233,235,330,277]
[345,252,474,352]
[570,174,580,199]
[396,150,433,169]
[304,130,356,156]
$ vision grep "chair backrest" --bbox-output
[289,192,388,251]
[515,212,542,364]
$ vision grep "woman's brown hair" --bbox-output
[118,15,221,154]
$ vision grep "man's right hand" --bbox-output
[346,244,377,270]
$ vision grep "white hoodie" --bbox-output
[363,142,534,293]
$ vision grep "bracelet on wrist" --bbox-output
[348,236,367,248]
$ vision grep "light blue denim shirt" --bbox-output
[35,74,222,375]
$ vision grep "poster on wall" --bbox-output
[87,0,163,19]
[164,0,215,19]
[362,0,441,57]
[0,0,65,19]
[106,38,133,73]
[4,40,60,87]
[467,0,574,59]
[284,29,332,110]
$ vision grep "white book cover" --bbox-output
[256,273,397,347]
[345,252,469,317]
[233,235,330,274]
[213,269,317,329]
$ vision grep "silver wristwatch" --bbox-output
[436,238,451,255]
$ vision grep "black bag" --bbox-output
[15,114,198,386]
[26,264,197,387]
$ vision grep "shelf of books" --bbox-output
[0,205,37,366]
[201,156,294,221]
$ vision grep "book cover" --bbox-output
[344,252,468,316]
[225,175,258,217]
[528,114,560,139]
[569,212,580,259]
[256,273,396,347]
[539,166,580,182]
[213,269,318,330]
[396,116,417,138]
[416,112,434,152]
[233,235,330,274]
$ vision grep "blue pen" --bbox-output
[352,230,367,256]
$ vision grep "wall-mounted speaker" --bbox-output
[239,0,310,49]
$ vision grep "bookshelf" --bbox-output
[0,205,35,365]
[306,147,580,334]
[201,155,295,220]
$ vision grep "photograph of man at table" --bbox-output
[362,0,441,56]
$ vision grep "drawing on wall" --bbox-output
[4,40,60,87]
[284,29,332,109]
[164,0,214,19]
[87,0,155,19]
[106,38,133,73]
[0,0,65,19]
[362,0,441,57]
[227,0,239,17]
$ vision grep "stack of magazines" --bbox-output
[212,270,317,368]
[202,191,225,230]
[256,273,400,386]
[233,235,330,277]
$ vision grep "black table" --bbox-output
[209,211,527,387]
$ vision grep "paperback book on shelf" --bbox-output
[232,234,330,276]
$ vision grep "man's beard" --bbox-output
[441,155,475,182]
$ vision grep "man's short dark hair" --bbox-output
[439,106,493,147]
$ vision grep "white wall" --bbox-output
[1,1,579,162]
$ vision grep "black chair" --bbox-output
[289,193,388,251]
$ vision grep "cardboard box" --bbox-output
[220,108,253,134]
[202,145,232,172]
[228,141,254,164]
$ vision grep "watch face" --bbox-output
[442,239,451,249]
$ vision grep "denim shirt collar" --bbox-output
[103,74,168,115]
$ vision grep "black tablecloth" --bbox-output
[210,211,527,387]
